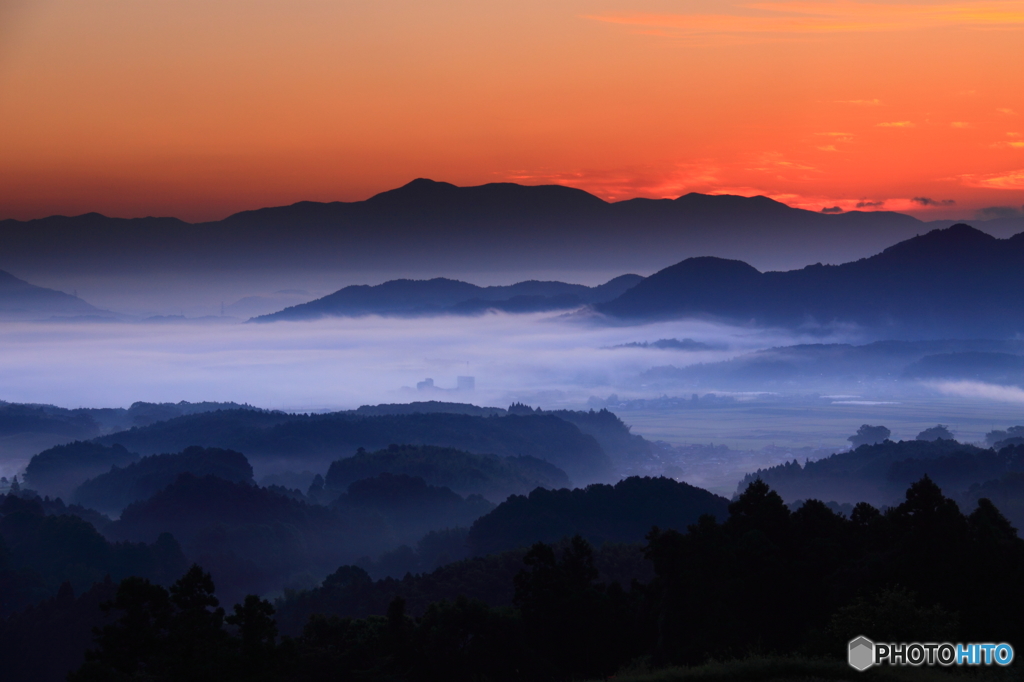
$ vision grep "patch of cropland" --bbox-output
[636,339,1024,391]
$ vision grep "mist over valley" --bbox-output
[4,195,1024,682]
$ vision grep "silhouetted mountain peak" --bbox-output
[364,178,608,215]
[599,222,1024,335]
[872,223,998,268]
[672,192,794,217]
[633,257,763,294]
[598,257,763,319]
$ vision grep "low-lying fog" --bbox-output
[1,313,785,409]
[3,313,1024,491]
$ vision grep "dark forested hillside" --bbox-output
[24,442,139,499]
[93,410,612,484]
[34,476,1024,682]
[465,476,730,556]
[102,472,497,604]
[74,446,255,515]
[740,439,1022,508]
[0,400,254,465]
[323,444,569,501]
[0,493,187,617]
[104,474,384,602]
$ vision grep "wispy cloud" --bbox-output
[839,99,882,106]
[588,2,1024,41]
[912,196,956,206]
[856,199,885,208]
[877,121,914,127]
[951,121,972,128]
[926,380,1024,403]
[978,205,1024,218]
[997,108,1019,115]
[960,168,1024,189]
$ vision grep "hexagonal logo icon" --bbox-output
[849,636,875,671]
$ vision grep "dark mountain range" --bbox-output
[600,224,1024,338]
[0,270,100,318]
[0,179,940,282]
[253,274,642,321]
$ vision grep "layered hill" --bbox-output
[599,224,1024,338]
[91,409,613,484]
[0,270,100,318]
[253,274,642,321]
[0,179,931,280]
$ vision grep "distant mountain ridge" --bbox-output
[0,269,100,318]
[599,224,1024,338]
[253,274,643,320]
[0,179,950,279]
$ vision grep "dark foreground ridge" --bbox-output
[4,476,1021,682]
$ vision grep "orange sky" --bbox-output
[1,0,1022,222]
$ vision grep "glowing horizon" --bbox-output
[1,0,1022,223]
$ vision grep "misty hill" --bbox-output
[104,471,496,602]
[638,339,1024,390]
[465,476,730,556]
[73,446,254,515]
[24,442,139,500]
[347,402,652,468]
[323,444,569,501]
[104,473,383,601]
[352,401,506,417]
[610,338,721,351]
[0,400,254,465]
[1,179,935,284]
[93,409,613,483]
[600,224,1024,338]
[0,493,187,617]
[332,473,494,544]
[739,439,1015,506]
[252,274,642,321]
[0,270,100,319]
